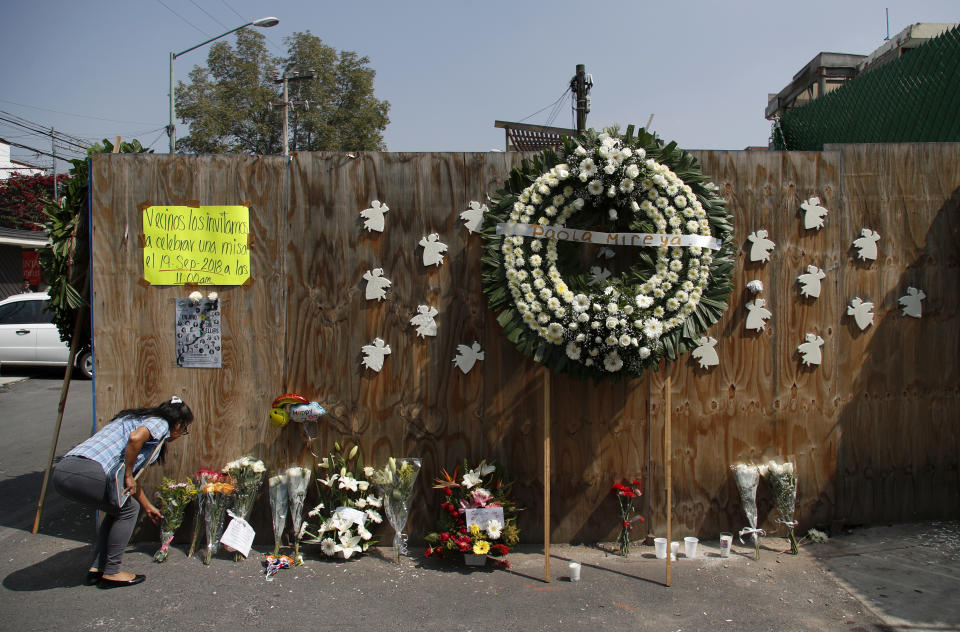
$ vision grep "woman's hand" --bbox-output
[123,472,138,497]
[143,502,162,525]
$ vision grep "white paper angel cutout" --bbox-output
[797,333,825,366]
[797,265,826,299]
[852,228,881,261]
[460,201,487,234]
[898,287,926,318]
[800,197,829,230]
[409,304,439,337]
[453,341,485,374]
[692,336,719,369]
[745,298,772,331]
[588,266,612,285]
[361,338,391,372]
[596,247,615,259]
[362,268,392,301]
[360,200,389,232]
[747,229,776,263]
[847,297,875,330]
[418,233,448,267]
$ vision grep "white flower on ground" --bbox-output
[339,532,363,559]
[587,180,604,196]
[603,352,624,372]
[321,538,338,556]
[643,318,664,339]
[365,508,383,523]
[565,342,582,360]
[485,519,503,540]
[572,294,590,312]
[338,476,359,492]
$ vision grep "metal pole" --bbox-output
[51,128,57,199]
[169,51,175,153]
[575,64,587,132]
[282,74,289,156]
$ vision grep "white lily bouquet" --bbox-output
[731,463,764,560]
[761,460,799,554]
[286,466,312,564]
[302,442,382,560]
[268,472,290,557]
[370,457,422,562]
[223,456,267,561]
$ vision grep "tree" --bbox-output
[0,173,69,231]
[176,30,390,154]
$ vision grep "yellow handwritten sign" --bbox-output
[142,205,251,285]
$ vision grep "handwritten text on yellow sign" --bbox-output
[142,205,250,285]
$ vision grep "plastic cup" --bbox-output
[568,561,581,582]
[719,533,733,558]
[684,536,699,559]
[654,537,667,559]
[670,541,679,560]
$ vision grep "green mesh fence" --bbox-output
[774,25,960,150]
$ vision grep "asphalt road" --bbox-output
[0,373,956,632]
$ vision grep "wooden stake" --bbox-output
[544,367,551,582]
[665,373,672,587]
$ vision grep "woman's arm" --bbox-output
[136,485,162,525]
[122,426,153,496]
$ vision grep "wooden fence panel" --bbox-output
[88,145,960,545]
[90,154,289,495]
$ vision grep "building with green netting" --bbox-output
[766,23,960,150]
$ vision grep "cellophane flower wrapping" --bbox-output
[223,456,266,561]
[370,457,422,562]
[153,477,198,562]
[201,478,235,564]
[286,466,312,564]
[187,469,221,558]
[610,478,644,556]
[763,460,799,554]
[302,442,380,561]
[268,473,290,557]
[731,463,762,560]
[424,460,521,569]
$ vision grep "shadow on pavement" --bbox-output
[0,470,96,542]
[2,546,92,591]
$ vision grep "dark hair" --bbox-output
[112,399,194,429]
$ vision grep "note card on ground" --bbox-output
[220,512,255,558]
[142,205,251,285]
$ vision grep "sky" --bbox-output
[1,0,957,168]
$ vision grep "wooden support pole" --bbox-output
[665,374,672,587]
[543,368,551,582]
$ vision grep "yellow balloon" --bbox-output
[269,407,289,428]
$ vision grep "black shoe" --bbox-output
[97,574,146,589]
[84,571,103,586]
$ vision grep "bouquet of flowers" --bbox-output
[761,460,799,554]
[268,472,289,557]
[286,466,312,564]
[731,463,764,560]
[424,460,520,568]
[370,457,422,562]
[223,456,266,561]
[610,478,644,556]
[302,443,380,560]
[153,477,198,562]
[187,469,222,558]
[201,476,236,565]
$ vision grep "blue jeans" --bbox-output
[52,455,141,575]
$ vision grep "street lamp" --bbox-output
[168,16,279,153]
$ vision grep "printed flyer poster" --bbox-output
[175,298,222,368]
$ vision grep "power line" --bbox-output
[0,113,91,151]
[155,0,209,38]
[0,99,157,127]
[187,0,230,30]
[217,0,286,54]
[518,87,572,125]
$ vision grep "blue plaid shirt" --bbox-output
[66,414,170,475]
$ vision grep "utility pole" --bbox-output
[51,128,57,199]
[570,64,593,132]
[273,70,317,156]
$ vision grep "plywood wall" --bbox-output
[89,144,960,544]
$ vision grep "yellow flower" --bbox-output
[473,540,490,555]
[469,524,482,538]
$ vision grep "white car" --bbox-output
[0,292,92,379]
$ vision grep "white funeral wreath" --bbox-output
[482,127,735,380]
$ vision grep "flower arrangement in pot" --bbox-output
[424,460,520,569]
